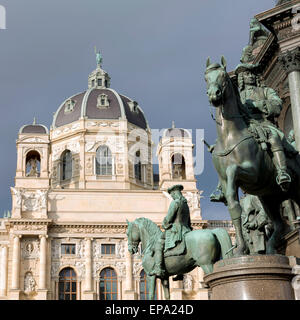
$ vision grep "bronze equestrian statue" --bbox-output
[205,57,300,256]
[126,185,233,300]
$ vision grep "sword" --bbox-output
[225,244,237,257]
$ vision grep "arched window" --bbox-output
[140,269,157,300]
[99,268,118,300]
[134,150,142,181]
[96,146,112,175]
[25,151,41,177]
[172,153,186,180]
[61,150,72,181]
[58,267,77,300]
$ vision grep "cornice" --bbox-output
[9,219,52,225]
[256,0,300,32]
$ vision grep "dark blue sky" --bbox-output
[0,0,276,219]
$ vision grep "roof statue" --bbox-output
[94,46,103,67]
[240,18,268,63]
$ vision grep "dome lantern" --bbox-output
[88,49,111,89]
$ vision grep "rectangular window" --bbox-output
[61,244,76,255]
[98,79,102,86]
[101,244,115,255]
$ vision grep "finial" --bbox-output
[172,120,175,129]
[33,117,36,125]
[95,46,103,68]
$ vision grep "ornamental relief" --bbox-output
[132,262,143,276]
[183,274,193,292]
[11,188,48,212]
[52,123,81,138]
[184,191,202,210]
[51,260,86,279]
[93,261,126,277]
[52,139,80,161]
[51,239,85,259]
[87,121,120,129]
[278,26,300,41]
[13,224,47,232]
[22,137,46,143]
[92,240,126,260]
[116,241,126,259]
[50,225,126,234]
[85,136,124,154]
[21,238,40,259]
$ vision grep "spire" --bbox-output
[172,120,175,129]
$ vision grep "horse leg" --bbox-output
[147,275,157,300]
[259,196,286,254]
[225,165,246,255]
[162,278,170,300]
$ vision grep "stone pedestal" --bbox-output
[83,291,96,300]
[9,289,21,300]
[204,255,295,300]
[124,290,138,300]
[36,289,48,300]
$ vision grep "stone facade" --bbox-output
[0,59,234,300]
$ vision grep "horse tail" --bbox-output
[211,228,234,260]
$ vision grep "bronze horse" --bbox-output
[205,57,300,255]
[126,217,233,300]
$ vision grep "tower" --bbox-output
[156,123,202,219]
[12,119,50,219]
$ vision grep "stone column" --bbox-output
[11,235,21,290]
[85,238,92,292]
[125,250,133,291]
[39,235,47,290]
[170,277,183,300]
[197,267,209,300]
[0,245,8,296]
[279,47,300,150]
[124,246,137,299]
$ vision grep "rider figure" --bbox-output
[236,63,291,191]
[210,63,292,202]
[149,185,192,278]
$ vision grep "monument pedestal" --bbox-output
[204,255,295,300]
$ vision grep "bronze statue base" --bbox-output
[204,255,295,300]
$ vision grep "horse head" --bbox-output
[205,56,229,107]
[126,219,140,254]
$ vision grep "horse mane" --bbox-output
[134,217,162,253]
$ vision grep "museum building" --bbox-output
[0,53,235,300]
